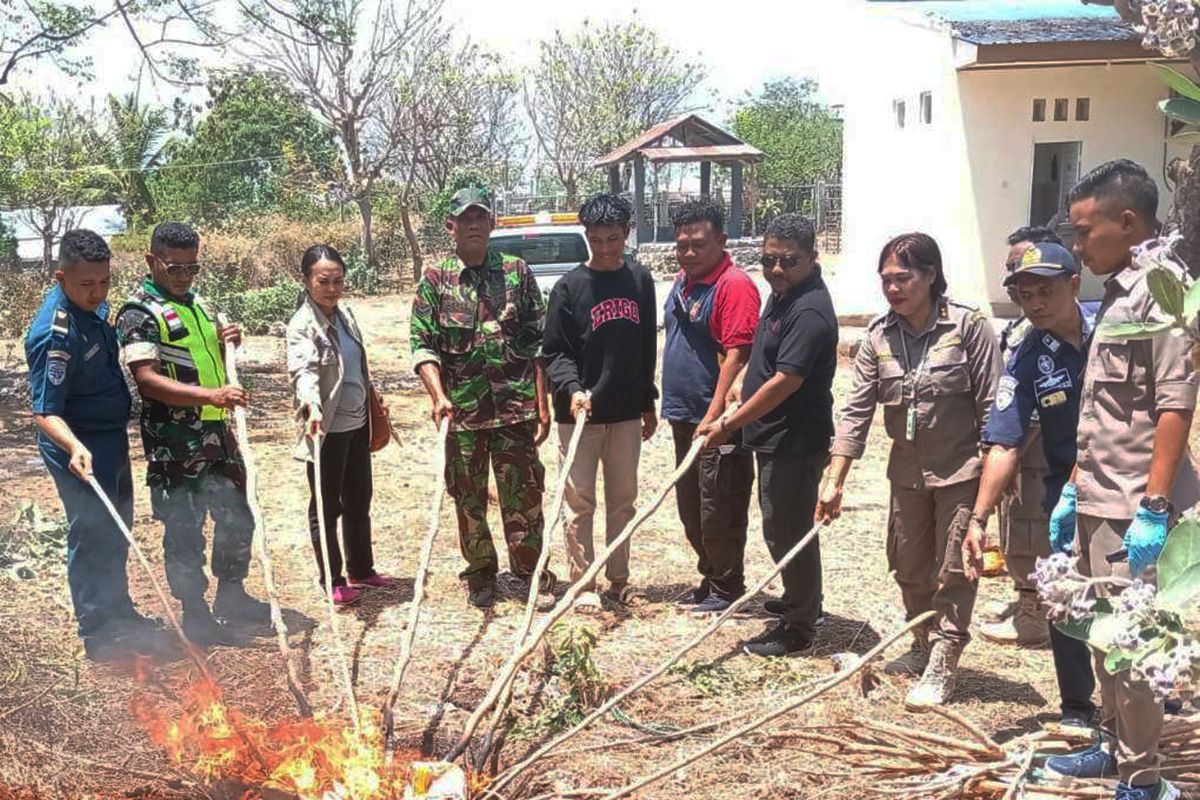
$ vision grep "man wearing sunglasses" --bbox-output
[700,214,837,656]
[116,221,269,647]
[663,198,760,617]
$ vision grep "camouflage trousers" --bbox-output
[445,421,545,589]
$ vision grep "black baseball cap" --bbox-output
[1003,242,1079,287]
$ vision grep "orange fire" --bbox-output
[130,667,482,799]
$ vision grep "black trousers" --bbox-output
[756,447,827,640]
[306,424,374,586]
[1050,621,1097,722]
[671,421,754,601]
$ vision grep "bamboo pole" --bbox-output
[312,437,361,732]
[488,520,827,795]
[600,610,939,800]
[474,406,588,766]
[223,338,313,717]
[445,427,718,763]
[382,415,450,761]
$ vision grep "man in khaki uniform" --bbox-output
[818,233,1000,707]
[1045,159,1197,800]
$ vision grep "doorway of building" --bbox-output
[1029,141,1082,226]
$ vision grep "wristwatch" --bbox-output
[1140,495,1174,515]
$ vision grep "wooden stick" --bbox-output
[446,428,718,762]
[1002,739,1042,800]
[28,739,198,790]
[487,520,827,796]
[223,340,313,718]
[312,437,361,732]
[382,416,450,761]
[923,705,1004,754]
[475,407,588,767]
[599,611,939,800]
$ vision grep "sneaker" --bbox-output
[574,591,603,613]
[1115,781,1180,800]
[691,595,733,616]
[468,582,496,609]
[978,592,1048,648]
[979,598,1017,624]
[904,639,962,708]
[1045,743,1118,780]
[676,584,709,608]
[884,627,931,677]
[332,584,361,606]
[113,608,165,632]
[764,600,826,626]
[82,624,180,662]
[742,622,814,657]
[348,572,397,589]
[1059,712,1096,733]
[182,605,243,648]
[213,580,272,626]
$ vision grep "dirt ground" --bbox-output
[0,293,1114,799]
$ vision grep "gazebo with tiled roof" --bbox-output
[592,114,764,244]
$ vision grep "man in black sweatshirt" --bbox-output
[543,193,659,611]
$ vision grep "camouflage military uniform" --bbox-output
[116,280,254,604]
[410,249,546,588]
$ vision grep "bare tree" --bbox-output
[524,18,707,206]
[0,0,230,89]
[240,0,443,268]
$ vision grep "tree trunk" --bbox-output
[401,203,423,281]
[1168,144,1200,275]
[356,195,376,268]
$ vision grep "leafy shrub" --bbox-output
[211,278,302,335]
[344,247,384,295]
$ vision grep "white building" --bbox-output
[837,0,1198,316]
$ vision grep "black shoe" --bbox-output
[213,580,272,626]
[182,605,243,647]
[764,600,825,626]
[676,584,710,608]
[743,622,814,658]
[83,624,181,662]
[468,582,496,609]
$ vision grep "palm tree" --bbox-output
[105,93,172,224]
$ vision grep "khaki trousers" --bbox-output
[559,420,642,589]
[1077,514,1162,786]
[887,479,980,643]
[999,462,1050,592]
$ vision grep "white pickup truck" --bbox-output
[489,213,590,299]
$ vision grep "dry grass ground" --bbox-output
[0,294,1151,800]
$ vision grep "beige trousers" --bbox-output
[999,465,1051,593]
[558,420,642,589]
[1077,514,1163,786]
[888,479,980,643]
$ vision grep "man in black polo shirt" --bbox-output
[699,214,838,656]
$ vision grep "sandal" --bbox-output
[573,591,603,614]
[603,583,644,608]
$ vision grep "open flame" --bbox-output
[131,667,482,799]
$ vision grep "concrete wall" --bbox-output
[840,6,1196,315]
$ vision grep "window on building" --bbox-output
[1032,98,1046,122]
[919,91,932,124]
[1054,98,1069,121]
[1076,97,1091,121]
[894,99,907,129]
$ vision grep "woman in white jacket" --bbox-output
[287,244,393,605]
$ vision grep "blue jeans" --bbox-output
[41,429,136,637]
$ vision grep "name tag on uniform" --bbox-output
[1034,368,1072,395]
[1040,390,1068,408]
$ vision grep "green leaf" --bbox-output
[1097,320,1176,341]
[1151,64,1200,103]
[1105,647,1134,674]
[1160,97,1200,126]
[1157,517,1200,600]
[1148,268,1187,319]
[1053,598,1113,643]
[1184,283,1200,326]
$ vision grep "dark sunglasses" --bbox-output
[155,256,202,277]
[761,255,801,269]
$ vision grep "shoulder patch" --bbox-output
[51,308,70,337]
[995,374,1018,411]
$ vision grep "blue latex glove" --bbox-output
[1125,505,1170,577]
[1049,483,1078,554]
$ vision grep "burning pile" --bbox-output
[131,671,478,800]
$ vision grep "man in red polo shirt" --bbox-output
[662,198,761,615]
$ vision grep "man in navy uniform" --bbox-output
[25,229,174,661]
[961,241,1096,729]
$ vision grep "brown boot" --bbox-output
[884,624,931,677]
[905,638,962,708]
[979,591,1049,648]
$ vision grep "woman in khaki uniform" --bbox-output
[815,232,1000,707]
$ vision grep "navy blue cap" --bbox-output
[1003,242,1079,287]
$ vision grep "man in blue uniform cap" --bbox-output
[24,229,175,662]
[961,240,1096,730]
